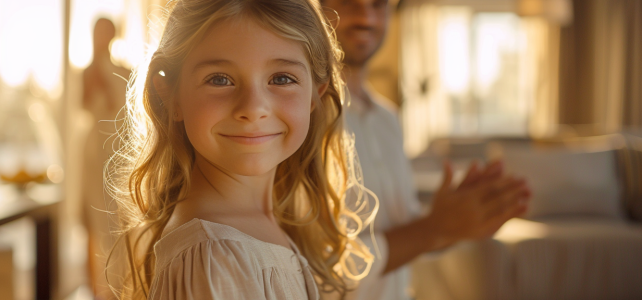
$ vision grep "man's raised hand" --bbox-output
[425,160,531,245]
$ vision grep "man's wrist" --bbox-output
[418,214,458,252]
[381,214,459,274]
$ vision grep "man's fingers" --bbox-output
[512,201,529,218]
[477,199,528,239]
[478,160,504,182]
[489,198,530,235]
[484,181,529,214]
[468,180,531,239]
[483,183,530,219]
[437,160,454,194]
[482,176,527,200]
[457,160,506,191]
[458,161,480,190]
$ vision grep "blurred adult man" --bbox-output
[320,1,531,299]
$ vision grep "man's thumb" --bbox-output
[438,160,454,194]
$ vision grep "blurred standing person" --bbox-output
[81,18,129,300]
[320,1,531,299]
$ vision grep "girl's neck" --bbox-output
[190,153,276,218]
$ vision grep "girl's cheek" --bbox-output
[275,90,312,123]
[181,93,229,136]
[279,96,313,147]
[184,91,232,116]
[272,86,310,107]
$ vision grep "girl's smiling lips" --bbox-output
[219,132,283,145]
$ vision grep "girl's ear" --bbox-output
[153,73,183,121]
[312,82,329,112]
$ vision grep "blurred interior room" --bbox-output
[0,0,640,299]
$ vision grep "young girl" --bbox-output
[105,0,377,299]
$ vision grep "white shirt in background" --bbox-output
[341,88,424,300]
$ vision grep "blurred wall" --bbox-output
[367,10,401,106]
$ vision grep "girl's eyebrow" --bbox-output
[191,58,308,74]
[270,58,308,73]
[192,59,232,74]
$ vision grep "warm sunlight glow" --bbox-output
[68,0,95,69]
[109,38,128,65]
[69,0,124,68]
[473,14,523,95]
[28,103,46,123]
[0,0,63,95]
[494,218,550,243]
[438,7,471,95]
[46,164,65,183]
[69,0,147,69]
[121,0,146,68]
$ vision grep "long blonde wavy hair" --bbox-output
[105,0,377,299]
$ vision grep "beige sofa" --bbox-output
[410,134,642,300]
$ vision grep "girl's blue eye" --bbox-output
[271,74,296,85]
[208,75,232,86]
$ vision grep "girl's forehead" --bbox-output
[183,16,311,72]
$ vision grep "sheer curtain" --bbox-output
[559,0,642,134]
[594,0,642,131]
[399,3,450,157]
[523,18,560,138]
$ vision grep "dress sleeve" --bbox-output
[148,239,265,300]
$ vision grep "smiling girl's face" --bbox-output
[168,17,326,176]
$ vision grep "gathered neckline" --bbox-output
[161,218,301,257]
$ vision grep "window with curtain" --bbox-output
[400,2,561,157]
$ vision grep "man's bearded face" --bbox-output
[323,0,390,67]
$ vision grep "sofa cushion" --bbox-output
[496,218,642,300]
[616,134,642,221]
[503,149,623,220]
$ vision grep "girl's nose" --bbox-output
[233,85,271,122]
